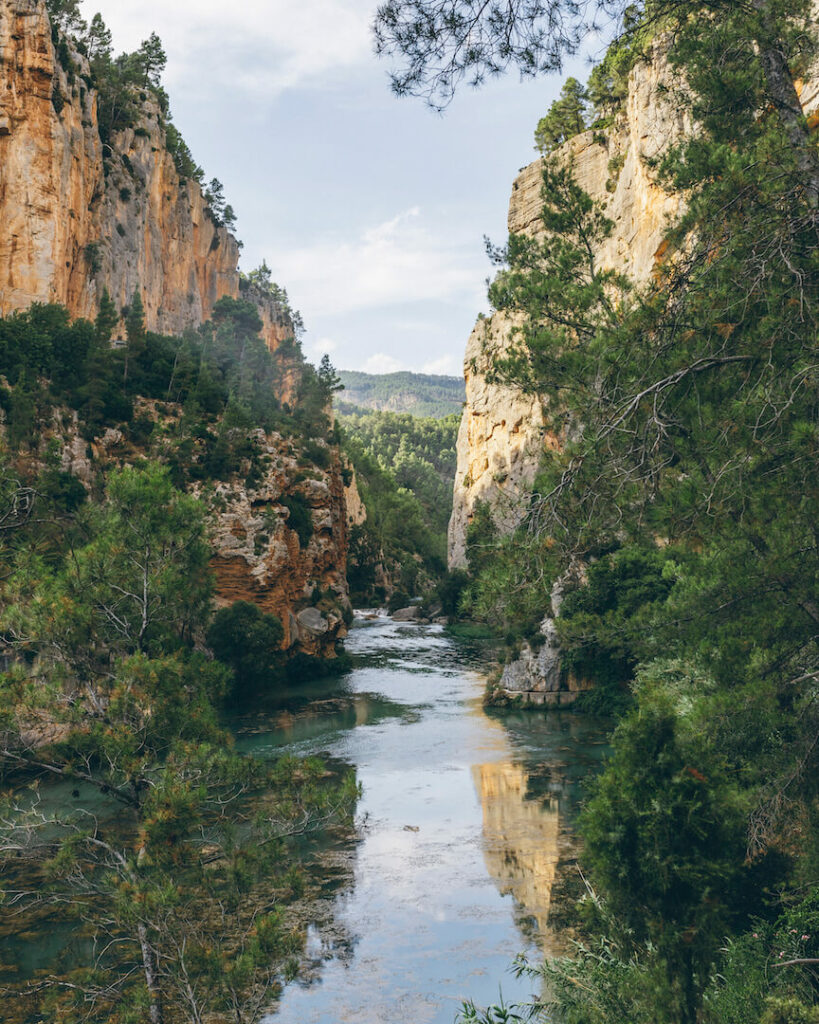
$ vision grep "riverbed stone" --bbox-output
[297,607,330,638]
[392,606,422,621]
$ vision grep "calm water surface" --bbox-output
[234,615,610,1024]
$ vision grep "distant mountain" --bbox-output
[336,370,465,419]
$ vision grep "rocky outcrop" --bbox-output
[453,42,819,696]
[448,40,690,569]
[205,432,351,657]
[0,0,288,358]
[0,2,353,663]
[52,411,351,659]
[449,40,819,572]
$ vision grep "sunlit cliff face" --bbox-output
[448,40,695,569]
[0,0,290,358]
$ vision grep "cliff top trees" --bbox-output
[534,76,588,152]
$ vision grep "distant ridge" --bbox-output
[337,370,465,419]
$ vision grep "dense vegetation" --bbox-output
[379,0,819,1021]
[339,409,459,606]
[0,295,350,1018]
[336,369,464,418]
[0,455,357,1022]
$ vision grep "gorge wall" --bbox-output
[448,40,688,570]
[450,41,819,570]
[449,39,819,698]
[0,0,291,355]
[0,0,356,659]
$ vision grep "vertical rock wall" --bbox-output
[448,42,690,568]
[0,0,285,353]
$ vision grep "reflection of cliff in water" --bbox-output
[472,760,561,946]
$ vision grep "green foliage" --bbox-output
[340,409,459,602]
[586,6,654,118]
[437,569,469,617]
[280,493,313,548]
[459,2,819,1022]
[557,545,675,690]
[0,463,358,1021]
[164,120,204,180]
[207,600,285,698]
[240,261,305,339]
[534,76,588,153]
[0,291,331,452]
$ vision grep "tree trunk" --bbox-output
[753,0,819,206]
[137,922,165,1024]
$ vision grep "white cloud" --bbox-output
[422,354,460,376]
[262,207,485,319]
[91,0,373,99]
[304,335,339,362]
[362,353,407,374]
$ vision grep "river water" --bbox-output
[235,615,610,1024]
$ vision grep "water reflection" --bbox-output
[258,617,610,1023]
[472,760,560,944]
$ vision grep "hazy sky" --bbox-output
[87,0,595,375]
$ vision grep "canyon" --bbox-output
[0,0,356,657]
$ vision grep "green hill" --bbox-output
[336,370,465,418]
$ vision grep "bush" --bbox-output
[207,601,285,699]
[280,493,313,548]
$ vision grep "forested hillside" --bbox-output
[339,409,459,605]
[337,369,464,417]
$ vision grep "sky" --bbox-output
[87,0,597,376]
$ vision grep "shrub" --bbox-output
[281,493,313,548]
[207,601,285,699]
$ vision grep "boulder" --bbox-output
[296,607,329,638]
[392,606,421,622]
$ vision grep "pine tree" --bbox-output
[124,288,146,384]
[533,77,588,153]
[95,287,119,343]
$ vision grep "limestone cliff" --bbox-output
[0,0,287,356]
[206,433,352,657]
[449,40,819,700]
[0,0,355,660]
[56,407,352,659]
[449,41,819,570]
[448,40,688,569]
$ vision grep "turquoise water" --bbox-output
[235,615,610,1024]
[1,615,609,1023]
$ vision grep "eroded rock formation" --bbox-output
[448,41,690,570]
[450,41,819,571]
[0,0,288,355]
[0,0,357,660]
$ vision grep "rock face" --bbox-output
[449,40,819,572]
[0,0,287,355]
[54,412,351,659]
[0,1,355,661]
[448,40,689,569]
[205,431,352,657]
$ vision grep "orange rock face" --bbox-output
[0,0,282,355]
[0,1,355,658]
[206,432,353,657]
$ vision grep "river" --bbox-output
[235,614,610,1024]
